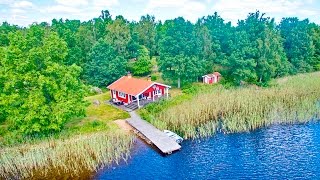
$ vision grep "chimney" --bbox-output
[147,75,151,81]
[127,71,132,78]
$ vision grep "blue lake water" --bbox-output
[96,122,320,179]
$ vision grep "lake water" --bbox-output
[96,122,320,179]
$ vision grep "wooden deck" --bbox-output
[127,112,181,154]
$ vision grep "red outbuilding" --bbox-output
[202,72,221,84]
[107,73,171,108]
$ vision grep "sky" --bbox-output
[0,0,319,27]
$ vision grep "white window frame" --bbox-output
[155,89,162,96]
[118,91,126,98]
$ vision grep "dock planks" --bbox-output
[127,112,181,154]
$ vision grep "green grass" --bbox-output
[141,72,320,139]
[65,93,130,134]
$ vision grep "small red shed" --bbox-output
[107,74,171,108]
[202,72,221,84]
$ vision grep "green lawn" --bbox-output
[64,92,130,134]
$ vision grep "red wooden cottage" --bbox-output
[202,72,221,84]
[107,73,171,108]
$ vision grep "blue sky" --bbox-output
[0,0,319,26]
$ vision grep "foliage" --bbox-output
[128,45,152,76]
[105,16,131,57]
[0,30,87,135]
[158,17,206,88]
[225,12,289,85]
[151,75,157,81]
[1,9,320,139]
[84,39,127,87]
[310,23,320,70]
[0,22,18,46]
[279,17,315,73]
[133,15,157,56]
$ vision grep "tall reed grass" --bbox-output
[142,72,320,139]
[0,131,134,179]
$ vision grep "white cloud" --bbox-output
[92,0,119,7]
[11,8,26,14]
[145,0,194,12]
[44,5,80,13]
[212,0,318,24]
[178,1,207,22]
[55,0,88,7]
[1,0,319,27]
[11,1,34,8]
[0,0,11,5]
[144,0,208,22]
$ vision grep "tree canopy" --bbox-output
[0,30,87,135]
[84,39,127,87]
[0,10,319,136]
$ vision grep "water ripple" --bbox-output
[96,122,320,180]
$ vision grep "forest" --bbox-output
[0,10,320,137]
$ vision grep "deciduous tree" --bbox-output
[84,39,127,87]
[0,31,87,135]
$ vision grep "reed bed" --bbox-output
[0,131,134,179]
[144,72,320,139]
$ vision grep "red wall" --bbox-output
[110,83,168,104]
[111,90,130,104]
[142,84,167,97]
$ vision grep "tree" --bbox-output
[0,46,6,123]
[225,11,289,85]
[128,45,152,76]
[75,24,96,67]
[84,39,127,87]
[158,17,205,88]
[92,10,112,40]
[310,23,320,70]
[0,31,87,135]
[279,17,315,73]
[134,15,157,56]
[105,16,131,57]
[199,12,234,65]
[0,22,19,47]
[51,19,83,66]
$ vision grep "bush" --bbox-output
[151,75,157,81]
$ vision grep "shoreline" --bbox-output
[114,119,134,133]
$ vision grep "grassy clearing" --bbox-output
[65,93,130,134]
[141,72,320,139]
[0,131,134,179]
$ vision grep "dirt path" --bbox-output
[114,119,133,133]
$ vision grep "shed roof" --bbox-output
[107,76,170,96]
[202,72,221,78]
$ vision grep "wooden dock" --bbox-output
[127,112,181,154]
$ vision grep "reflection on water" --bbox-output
[96,122,320,179]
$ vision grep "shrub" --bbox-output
[151,75,157,81]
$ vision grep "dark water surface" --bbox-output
[96,122,320,179]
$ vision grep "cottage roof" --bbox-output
[107,76,170,96]
[202,72,221,78]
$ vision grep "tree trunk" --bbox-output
[178,77,181,89]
